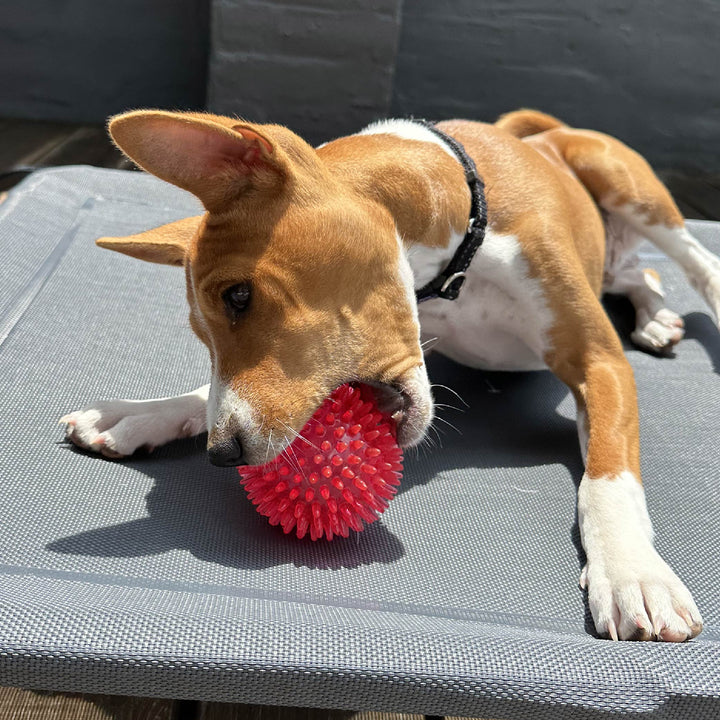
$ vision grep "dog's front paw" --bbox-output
[60,392,208,459]
[61,402,161,458]
[578,472,702,642]
[580,545,703,642]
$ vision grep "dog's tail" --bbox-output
[495,109,566,138]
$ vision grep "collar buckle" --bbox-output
[440,271,466,296]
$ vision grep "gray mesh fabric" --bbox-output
[0,167,718,718]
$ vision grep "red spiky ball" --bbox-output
[238,384,403,541]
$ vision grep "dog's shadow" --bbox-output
[407,355,594,635]
[48,354,585,575]
[683,310,720,373]
[50,437,408,571]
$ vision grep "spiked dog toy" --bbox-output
[238,384,403,540]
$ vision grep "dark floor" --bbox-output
[1,116,720,220]
[0,117,133,193]
[0,687,432,720]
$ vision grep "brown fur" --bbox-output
[495,108,566,138]
[317,134,470,247]
[99,108,687,482]
[98,215,200,265]
[101,111,425,445]
[435,117,645,480]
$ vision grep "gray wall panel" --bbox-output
[0,0,209,123]
[391,0,720,170]
[208,0,404,146]
[2,0,718,170]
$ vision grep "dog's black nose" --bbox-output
[208,435,246,467]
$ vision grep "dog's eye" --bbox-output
[222,282,251,321]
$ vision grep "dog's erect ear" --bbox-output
[96,215,201,266]
[108,111,286,210]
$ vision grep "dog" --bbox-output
[61,108,718,643]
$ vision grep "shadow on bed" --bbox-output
[683,311,720,373]
[48,355,585,572]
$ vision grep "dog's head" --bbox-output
[98,111,433,465]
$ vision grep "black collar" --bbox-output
[411,120,487,303]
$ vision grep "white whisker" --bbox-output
[430,423,444,444]
[285,437,305,477]
[264,428,274,466]
[430,383,469,407]
[278,419,319,452]
[434,402,465,413]
[434,415,461,435]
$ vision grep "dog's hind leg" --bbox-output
[603,247,684,352]
[60,385,209,458]
[558,128,720,328]
[610,208,720,329]
[545,275,702,642]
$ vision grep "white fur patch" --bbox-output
[602,211,646,285]
[396,232,422,329]
[647,223,720,324]
[395,232,434,447]
[415,231,554,370]
[406,228,466,291]
[60,385,209,457]
[605,262,685,351]
[356,119,457,159]
[578,471,702,641]
[397,362,434,449]
[601,211,686,351]
[206,374,271,464]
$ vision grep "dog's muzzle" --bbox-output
[207,434,246,467]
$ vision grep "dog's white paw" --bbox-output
[631,308,684,352]
[580,545,703,642]
[578,472,702,642]
[60,387,209,459]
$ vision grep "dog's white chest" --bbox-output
[413,232,554,371]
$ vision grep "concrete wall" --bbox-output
[0,0,209,123]
[208,0,403,147]
[209,0,720,171]
[2,0,718,170]
[392,0,720,171]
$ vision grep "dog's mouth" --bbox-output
[364,371,434,448]
[225,367,434,466]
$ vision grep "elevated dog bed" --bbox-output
[0,167,718,719]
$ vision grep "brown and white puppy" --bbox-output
[62,109,718,643]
